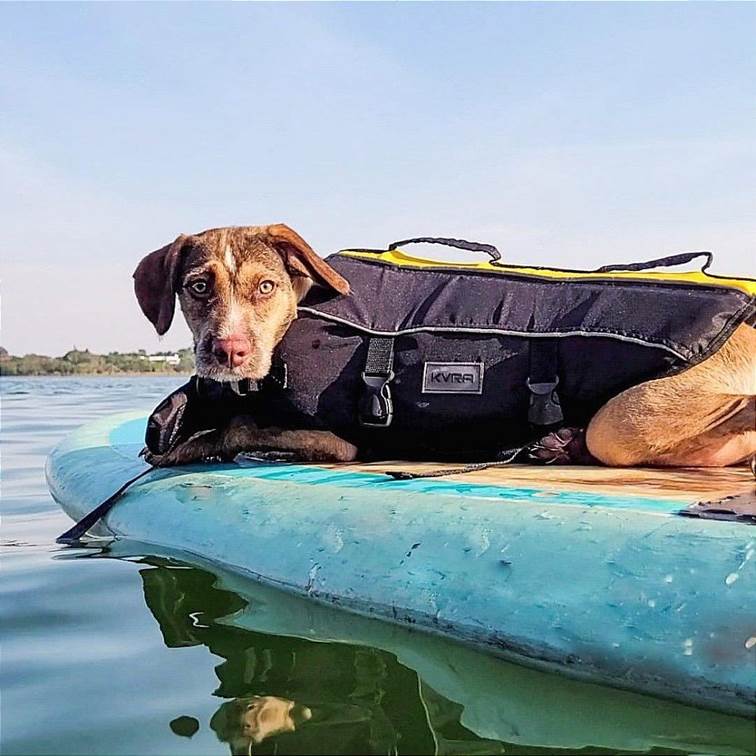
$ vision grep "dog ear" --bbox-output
[265,224,350,297]
[133,234,189,335]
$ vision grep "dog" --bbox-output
[134,224,756,469]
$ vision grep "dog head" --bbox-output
[134,225,349,381]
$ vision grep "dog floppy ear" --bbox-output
[133,234,189,335]
[265,223,350,297]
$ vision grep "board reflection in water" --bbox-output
[131,553,754,756]
[140,558,505,755]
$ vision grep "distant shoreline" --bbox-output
[0,347,195,377]
[1,372,192,378]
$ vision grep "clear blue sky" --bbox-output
[2,2,755,355]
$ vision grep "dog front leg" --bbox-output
[221,416,358,463]
[142,428,224,467]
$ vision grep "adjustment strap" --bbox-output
[359,337,395,427]
[527,340,564,427]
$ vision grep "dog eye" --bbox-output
[258,280,276,295]
[188,280,209,296]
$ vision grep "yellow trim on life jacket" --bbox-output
[339,249,756,296]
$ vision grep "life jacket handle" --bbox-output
[388,237,502,262]
[594,251,713,274]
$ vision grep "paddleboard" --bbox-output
[47,411,756,716]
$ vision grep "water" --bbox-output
[2,376,754,756]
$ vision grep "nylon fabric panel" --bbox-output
[271,319,679,458]
[340,249,756,296]
[301,255,755,363]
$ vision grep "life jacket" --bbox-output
[146,238,755,461]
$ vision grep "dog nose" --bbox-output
[212,335,251,368]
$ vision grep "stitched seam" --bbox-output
[301,292,756,358]
[297,308,688,360]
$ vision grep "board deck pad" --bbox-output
[325,460,755,504]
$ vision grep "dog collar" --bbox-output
[195,357,288,398]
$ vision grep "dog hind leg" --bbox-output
[586,324,756,467]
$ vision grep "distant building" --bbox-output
[144,353,181,366]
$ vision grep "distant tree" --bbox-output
[177,348,195,372]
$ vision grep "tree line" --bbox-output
[0,348,195,376]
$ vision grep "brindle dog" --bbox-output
[134,225,756,469]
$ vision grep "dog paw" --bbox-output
[140,448,180,468]
[140,447,163,467]
[140,445,216,467]
[528,427,597,465]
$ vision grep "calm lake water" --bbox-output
[2,376,754,756]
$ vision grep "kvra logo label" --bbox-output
[422,362,484,394]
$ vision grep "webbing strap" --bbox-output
[359,337,395,427]
[527,340,564,427]
[56,466,155,545]
[364,336,394,377]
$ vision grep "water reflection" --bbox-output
[127,550,754,756]
[138,557,506,754]
[211,696,312,753]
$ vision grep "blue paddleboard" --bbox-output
[47,411,756,716]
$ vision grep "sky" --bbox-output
[1,2,755,356]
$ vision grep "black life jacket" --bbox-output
[147,239,755,461]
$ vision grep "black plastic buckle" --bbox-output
[229,378,259,396]
[359,372,394,427]
[526,377,564,426]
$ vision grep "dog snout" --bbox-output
[212,335,252,368]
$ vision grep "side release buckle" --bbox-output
[359,371,395,427]
[526,377,564,427]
